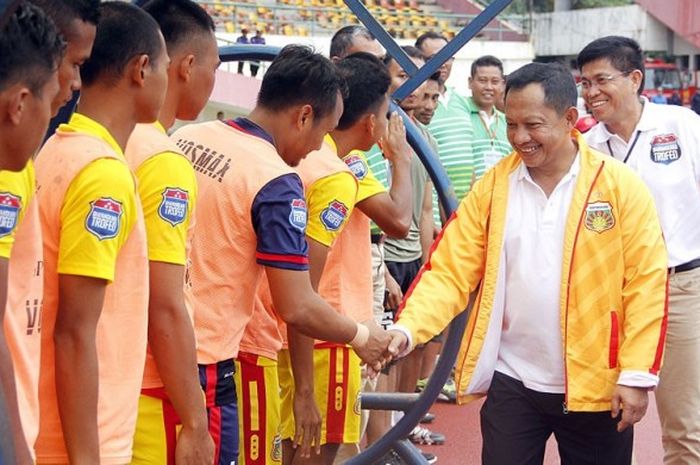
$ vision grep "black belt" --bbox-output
[371,233,384,244]
[669,258,700,274]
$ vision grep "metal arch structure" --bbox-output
[340,0,513,462]
[344,0,513,102]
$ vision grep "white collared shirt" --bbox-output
[585,98,700,267]
[494,155,580,393]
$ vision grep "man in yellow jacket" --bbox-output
[388,62,668,465]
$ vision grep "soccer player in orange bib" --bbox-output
[275,53,413,465]
[30,0,99,118]
[33,3,169,463]
[0,3,64,462]
[171,45,394,465]
[125,1,220,464]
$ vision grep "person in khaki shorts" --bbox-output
[578,36,700,465]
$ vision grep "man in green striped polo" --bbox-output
[466,55,511,175]
[415,32,474,218]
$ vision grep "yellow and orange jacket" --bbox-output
[396,131,668,412]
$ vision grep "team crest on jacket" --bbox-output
[584,201,615,234]
[650,133,681,164]
[320,200,348,231]
[85,197,123,240]
[158,187,189,226]
[344,154,368,180]
[289,198,307,232]
[0,193,21,238]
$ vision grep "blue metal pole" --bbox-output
[343,0,418,76]
[393,0,513,101]
[394,439,429,465]
[219,44,282,62]
[343,102,472,465]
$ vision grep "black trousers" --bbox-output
[386,258,422,294]
[481,372,633,465]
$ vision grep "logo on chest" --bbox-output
[650,133,681,165]
[584,201,615,234]
[0,193,21,238]
[344,155,368,180]
[289,198,307,232]
[85,197,123,240]
[158,187,189,226]
[320,200,348,231]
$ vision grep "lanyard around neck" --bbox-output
[605,130,641,164]
[477,111,498,141]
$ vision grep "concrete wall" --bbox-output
[532,5,670,57]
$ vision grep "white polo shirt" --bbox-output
[585,99,700,267]
[495,155,579,394]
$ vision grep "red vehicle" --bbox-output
[575,82,597,133]
[642,59,697,105]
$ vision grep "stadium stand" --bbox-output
[196,0,523,40]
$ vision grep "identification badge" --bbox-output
[483,147,502,170]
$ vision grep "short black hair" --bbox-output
[142,0,214,52]
[257,45,347,122]
[80,2,163,87]
[0,1,65,95]
[577,36,645,95]
[415,31,447,51]
[330,25,374,59]
[29,0,99,36]
[471,55,504,77]
[427,71,441,83]
[505,62,576,115]
[336,52,390,130]
[383,45,423,66]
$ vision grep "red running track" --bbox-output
[417,394,663,465]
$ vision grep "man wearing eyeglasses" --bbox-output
[579,35,700,465]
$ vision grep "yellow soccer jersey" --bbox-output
[305,171,357,247]
[135,151,196,265]
[0,160,35,258]
[57,114,137,282]
[342,150,386,203]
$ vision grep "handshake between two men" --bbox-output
[351,321,411,377]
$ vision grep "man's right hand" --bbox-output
[385,272,403,310]
[175,424,215,465]
[387,329,409,357]
[353,320,392,373]
[380,112,411,165]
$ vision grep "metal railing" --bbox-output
[196,0,528,40]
